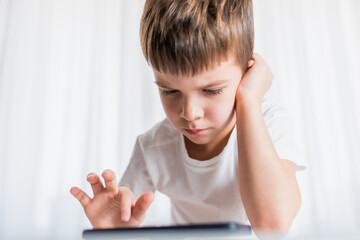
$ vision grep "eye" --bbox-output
[203,89,223,95]
[161,89,179,96]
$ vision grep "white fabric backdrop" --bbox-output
[0,0,359,239]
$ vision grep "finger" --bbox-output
[70,187,91,207]
[132,192,154,222]
[87,173,104,195]
[119,187,135,222]
[251,53,266,65]
[102,169,118,194]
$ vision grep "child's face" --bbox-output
[154,57,242,146]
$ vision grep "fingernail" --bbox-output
[87,173,96,179]
[103,169,114,175]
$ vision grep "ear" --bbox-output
[248,59,254,67]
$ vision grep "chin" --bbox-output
[185,135,212,145]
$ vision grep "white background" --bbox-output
[0,0,359,239]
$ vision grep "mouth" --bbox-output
[184,128,207,135]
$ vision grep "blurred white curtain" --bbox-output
[0,0,359,239]
[253,0,360,237]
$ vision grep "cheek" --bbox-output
[206,94,236,123]
[161,98,180,120]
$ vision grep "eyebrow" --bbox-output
[154,79,228,89]
[154,81,169,88]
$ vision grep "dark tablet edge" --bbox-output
[83,222,252,235]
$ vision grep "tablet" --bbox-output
[83,222,252,239]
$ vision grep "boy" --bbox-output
[71,0,304,235]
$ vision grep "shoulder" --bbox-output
[260,98,296,140]
[261,98,290,120]
[137,118,180,149]
[260,98,305,170]
[261,98,293,130]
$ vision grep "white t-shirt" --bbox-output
[119,98,305,226]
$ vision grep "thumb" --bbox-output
[131,192,154,222]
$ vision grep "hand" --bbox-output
[70,169,154,229]
[236,53,274,105]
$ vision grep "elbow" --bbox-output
[252,216,292,237]
[251,184,302,237]
[252,202,301,237]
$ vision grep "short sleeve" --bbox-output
[262,100,306,171]
[119,137,156,199]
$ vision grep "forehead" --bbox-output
[154,58,242,88]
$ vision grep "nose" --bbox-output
[179,97,204,122]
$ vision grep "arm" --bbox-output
[236,54,301,234]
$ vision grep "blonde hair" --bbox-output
[140,0,254,75]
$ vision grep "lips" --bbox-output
[185,128,207,135]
